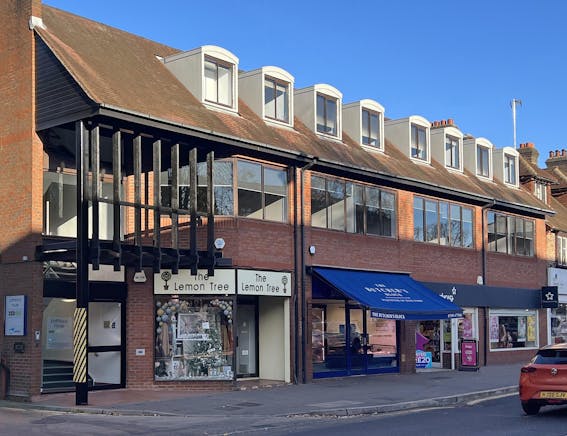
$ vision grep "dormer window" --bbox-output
[446,135,460,169]
[343,99,384,150]
[205,57,233,107]
[264,77,289,123]
[162,45,239,113]
[411,124,427,160]
[477,145,490,177]
[317,93,338,136]
[504,153,517,184]
[362,109,380,146]
[535,181,547,202]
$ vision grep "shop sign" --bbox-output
[4,295,27,336]
[460,339,478,370]
[415,350,432,368]
[541,286,559,308]
[154,269,235,295]
[237,270,291,296]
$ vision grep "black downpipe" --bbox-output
[292,166,299,384]
[300,159,317,384]
[481,200,495,366]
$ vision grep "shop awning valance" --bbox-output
[311,267,463,320]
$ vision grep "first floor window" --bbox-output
[413,196,473,248]
[487,211,534,256]
[489,309,538,350]
[197,160,234,216]
[155,297,234,381]
[311,175,396,237]
[559,236,567,266]
[237,160,287,222]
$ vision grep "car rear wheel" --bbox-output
[521,401,541,415]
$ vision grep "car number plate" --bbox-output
[540,391,567,399]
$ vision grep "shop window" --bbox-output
[487,211,534,256]
[154,297,234,380]
[311,175,396,237]
[551,304,567,344]
[489,309,538,350]
[413,196,473,248]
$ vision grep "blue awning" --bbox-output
[311,267,463,320]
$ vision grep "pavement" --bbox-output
[0,364,521,418]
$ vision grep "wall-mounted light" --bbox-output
[309,245,316,255]
[214,238,226,251]
[133,270,147,283]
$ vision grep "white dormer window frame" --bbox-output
[411,123,429,161]
[474,138,493,180]
[343,99,384,151]
[535,181,547,202]
[264,76,290,124]
[445,134,461,169]
[317,93,339,137]
[204,56,234,108]
[504,153,517,185]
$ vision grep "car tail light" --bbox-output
[521,366,536,373]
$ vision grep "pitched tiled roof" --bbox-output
[519,155,558,184]
[36,6,551,214]
[548,197,567,232]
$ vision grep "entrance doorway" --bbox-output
[312,302,399,378]
[416,320,442,368]
[236,304,257,377]
[42,281,126,393]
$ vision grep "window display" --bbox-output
[489,309,538,350]
[551,304,567,344]
[155,297,234,380]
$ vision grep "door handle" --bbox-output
[236,336,239,347]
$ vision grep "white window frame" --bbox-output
[445,135,461,169]
[535,181,547,203]
[411,123,428,161]
[477,144,491,178]
[558,236,567,266]
[264,76,290,124]
[504,153,517,185]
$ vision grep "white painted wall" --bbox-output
[493,146,519,187]
[258,296,290,382]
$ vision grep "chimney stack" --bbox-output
[517,141,539,165]
[545,148,567,172]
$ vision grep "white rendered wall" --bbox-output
[493,146,518,187]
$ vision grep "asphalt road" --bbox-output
[1,394,567,436]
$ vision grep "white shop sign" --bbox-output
[237,270,291,297]
[154,269,235,295]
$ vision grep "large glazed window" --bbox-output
[197,161,234,216]
[311,175,396,237]
[237,160,287,222]
[489,309,538,350]
[43,170,121,240]
[204,57,233,107]
[155,297,234,380]
[413,196,473,248]
[487,211,534,256]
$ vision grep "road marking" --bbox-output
[467,393,516,406]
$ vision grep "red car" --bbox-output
[519,343,567,415]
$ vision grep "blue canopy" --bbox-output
[311,267,463,320]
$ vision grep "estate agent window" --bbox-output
[489,309,538,350]
[487,211,534,256]
[155,297,234,380]
[311,175,396,237]
[413,196,473,248]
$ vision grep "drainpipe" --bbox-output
[299,158,317,384]
[481,199,495,366]
[292,166,299,385]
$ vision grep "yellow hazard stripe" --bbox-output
[73,307,87,383]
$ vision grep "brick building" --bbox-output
[0,1,556,401]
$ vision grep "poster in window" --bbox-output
[4,295,26,336]
[517,317,527,342]
[47,317,73,349]
[489,316,499,342]
[527,316,536,342]
[177,313,209,341]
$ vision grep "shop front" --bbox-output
[153,268,291,383]
[424,282,550,368]
[548,267,567,344]
[310,267,463,378]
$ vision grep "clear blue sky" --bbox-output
[44,0,566,168]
